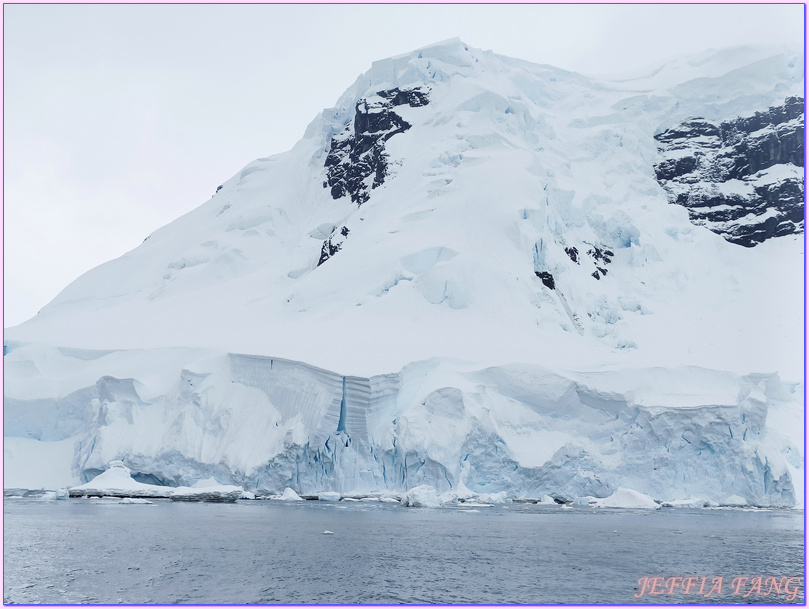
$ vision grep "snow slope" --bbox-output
[4,40,804,505]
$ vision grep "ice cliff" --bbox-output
[4,342,801,506]
[3,40,804,506]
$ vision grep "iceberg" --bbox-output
[401,485,443,508]
[169,486,243,503]
[68,460,242,502]
[69,460,175,498]
[595,488,660,510]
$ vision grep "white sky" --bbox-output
[3,3,804,327]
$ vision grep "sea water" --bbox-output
[3,498,804,604]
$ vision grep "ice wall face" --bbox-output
[3,343,800,506]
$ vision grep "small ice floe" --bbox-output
[169,486,243,503]
[661,498,705,508]
[439,481,478,505]
[278,488,304,501]
[239,490,256,500]
[341,497,361,502]
[401,485,442,508]
[69,460,243,502]
[120,498,153,505]
[595,488,660,510]
[69,461,174,499]
[318,492,341,502]
[322,530,334,535]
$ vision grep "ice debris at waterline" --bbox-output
[68,461,242,502]
[4,40,804,508]
[594,488,660,509]
[277,488,304,501]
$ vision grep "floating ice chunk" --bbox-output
[595,488,660,509]
[661,498,705,508]
[120,498,153,504]
[323,530,334,535]
[573,496,599,506]
[539,495,556,504]
[279,488,304,501]
[401,485,443,508]
[239,490,256,500]
[170,486,243,502]
[318,492,341,502]
[69,461,174,498]
[70,461,242,502]
[439,480,478,504]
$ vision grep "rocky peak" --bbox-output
[324,86,430,205]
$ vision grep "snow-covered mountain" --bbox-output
[4,40,804,506]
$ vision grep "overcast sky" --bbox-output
[3,3,803,327]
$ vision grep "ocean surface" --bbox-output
[3,498,804,604]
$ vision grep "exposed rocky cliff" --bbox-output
[654,96,804,247]
[324,87,430,205]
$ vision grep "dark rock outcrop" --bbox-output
[535,271,555,290]
[318,225,350,266]
[654,97,804,247]
[324,87,430,206]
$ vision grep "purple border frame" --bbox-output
[1,2,806,607]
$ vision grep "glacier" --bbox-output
[3,39,804,507]
[4,341,801,507]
